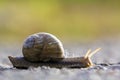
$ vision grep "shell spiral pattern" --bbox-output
[22,32,65,62]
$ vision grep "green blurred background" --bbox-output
[0,0,120,43]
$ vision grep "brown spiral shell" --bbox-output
[22,32,65,62]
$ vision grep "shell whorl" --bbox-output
[22,32,65,62]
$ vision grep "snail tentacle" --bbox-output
[88,48,101,58]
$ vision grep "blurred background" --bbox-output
[0,0,120,43]
[1,1,120,80]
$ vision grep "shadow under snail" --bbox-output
[8,32,101,69]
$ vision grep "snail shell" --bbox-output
[22,32,65,62]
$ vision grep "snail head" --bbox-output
[83,48,101,67]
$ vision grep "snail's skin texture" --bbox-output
[8,56,92,69]
[22,32,65,62]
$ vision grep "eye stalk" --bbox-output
[84,48,101,67]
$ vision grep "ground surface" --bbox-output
[0,39,120,80]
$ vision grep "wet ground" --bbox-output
[0,39,120,80]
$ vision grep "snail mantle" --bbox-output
[8,32,101,69]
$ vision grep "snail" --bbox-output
[8,32,101,69]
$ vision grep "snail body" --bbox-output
[8,32,101,69]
